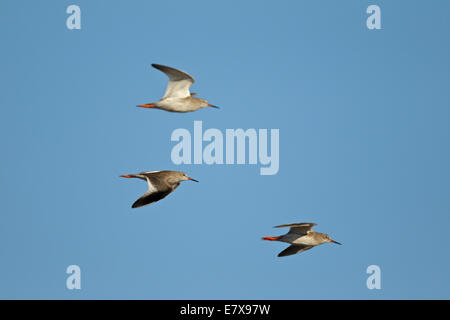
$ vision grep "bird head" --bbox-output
[323,234,342,245]
[173,172,199,183]
[198,98,219,109]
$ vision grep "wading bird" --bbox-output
[120,170,198,208]
[262,223,341,257]
[137,64,219,112]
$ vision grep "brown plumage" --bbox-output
[120,170,198,208]
[263,223,341,257]
[137,64,219,112]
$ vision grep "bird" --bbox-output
[120,170,198,208]
[137,64,219,112]
[262,223,341,257]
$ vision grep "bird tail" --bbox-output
[262,236,282,241]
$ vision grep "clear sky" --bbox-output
[1,0,450,299]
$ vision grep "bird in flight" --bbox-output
[120,170,198,208]
[137,64,219,112]
[262,223,341,257]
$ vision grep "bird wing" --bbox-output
[131,190,171,208]
[142,170,162,174]
[131,175,171,208]
[278,245,313,257]
[274,223,317,236]
[152,64,195,99]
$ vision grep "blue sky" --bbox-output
[1,0,450,299]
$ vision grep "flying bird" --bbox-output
[137,64,219,112]
[120,170,198,208]
[262,223,341,257]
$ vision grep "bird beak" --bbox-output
[137,104,155,108]
[330,240,342,245]
[207,104,219,109]
[120,175,132,178]
[187,177,199,182]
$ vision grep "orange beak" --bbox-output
[207,104,219,109]
[137,104,155,108]
[120,175,132,178]
[187,177,199,182]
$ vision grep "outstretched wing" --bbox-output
[131,175,171,208]
[131,190,171,208]
[278,245,313,257]
[274,223,317,236]
[152,64,195,99]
